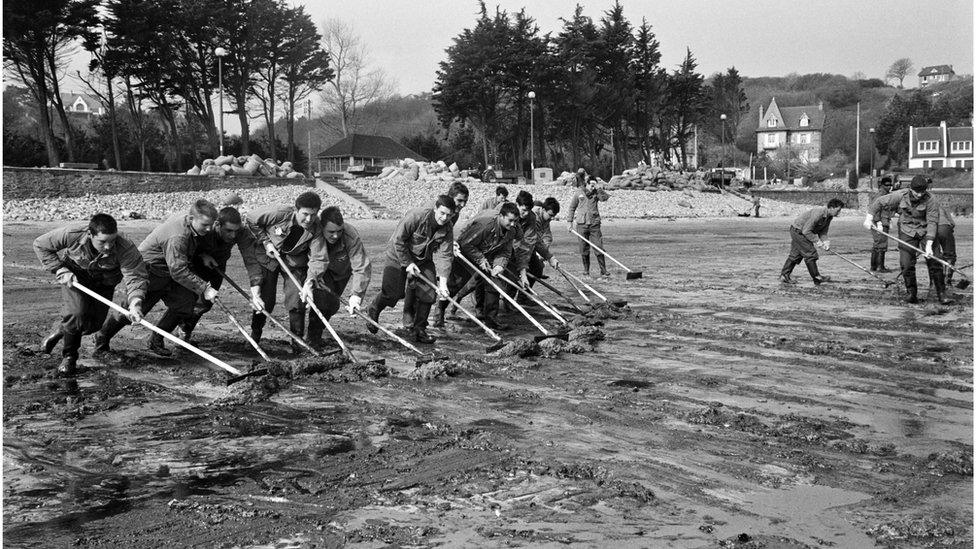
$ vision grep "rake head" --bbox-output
[226,368,269,385]
[955,278,970,290]
[625,271,643,280]
[485,340,507,353]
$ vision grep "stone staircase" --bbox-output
[320,177,389,217]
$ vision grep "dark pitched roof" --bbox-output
[918,65,954,77]
[914,127,941,140]
[316,134,427,162]
[757,99,824,132]
[948,127,973,141]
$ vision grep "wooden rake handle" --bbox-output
[412,272,501,342]
[569,228,633,272]
[453,252,551,335]
[271,252,353,359]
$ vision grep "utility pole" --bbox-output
[306,99,313,178]
[855,102,861,178]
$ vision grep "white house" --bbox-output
[908,121,973,169]
[917,65,955,88]
[59,93,105,116]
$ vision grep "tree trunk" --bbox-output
[106,79,122,170]
[236,91,250,155]
[162,107,183,172]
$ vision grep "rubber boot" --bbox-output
[869,251,878,272]
[877,250,890,273]
[57,356,78,377]
[945,260,955,287]
[180,313,202,343]
[904,269,919,304]
[483,289,508,331]
[94,314,127,357]
[250,313,266,343]
[147,332,172,356]
[412,301,436,344]
[596,255,609,277]
[805,259,829,285]
[61,331,82,362]
[432,301,447,328]
[41,326,64,355]
[366,298,383,334]
[581,255,591,278]
[932,265,954,305]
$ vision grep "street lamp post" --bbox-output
[528,91,536,180]
[215,47,228,157]
[719,113,727,167]
[868,127,876,189]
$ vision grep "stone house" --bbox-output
[755,98,824,163]
[917,65,955,88]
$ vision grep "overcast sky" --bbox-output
[303,0,973,94]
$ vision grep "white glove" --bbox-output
[264,241,278,258]
[200,254,218,269]
[490,265,505,277]
[519,270,530,288]
[437,278,450,301]
[299,279,314,302]
[126,299,143,324]
[453,241,461,254]
[347,294,362,315]
[203,284,219,302]
[55,267,76,287]
[875,221,884,231]
[924,240,934,258]
[249,285,265,312]
[406,263,421,277]
[814,240,825,249]
[822,239,830,251]
[548,257,560,269]
[862,214,874,230]
[479,258,491,272]
[567,223,574,233]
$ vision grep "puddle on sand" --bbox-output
[707,484,873,546]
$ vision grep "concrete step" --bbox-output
[328,179,388,214]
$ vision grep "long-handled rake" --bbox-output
[494,272,568,325]
[527,273,585,315]
[272,252,385,367]
[217,269,321,356]
[872,227,971,289]
[556,265,628,308]
[212,297,274,361]
[825,249,894,287]
[454,252,568,343]
[569,228,642,279]
[412,272,505,352]
[318,286,446,367]
[73,281,265,385]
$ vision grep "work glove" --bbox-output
[548,257,560,269]
[406,262,421,277]
[478,258,491,272]
[822,240,831,251]
[924,240,934,258]
[299,278,314,302]
[814,240,825,249]
[55,267,76,287]
[519,269,530,288]
[862,214,874,231]
[452,241,461,254]
[437,277,450,301]
[249,285,265,313]
[200,254,218,270]
[490,264,505,277]
[567,223,574,233]
[203,284,219,302]
[875,221,884,232]
[126,299,143,324]
[263,241,278,258]
[347,294,362,315]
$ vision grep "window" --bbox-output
[799,115,809,127]
[765,133,776,145]
[918,140,939,153]
[798,133,810,144]
[950,141,972,152]
[767,117,778,128]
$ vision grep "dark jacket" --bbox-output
[196,226,263,287]
[479,195,506,213]
[513,210,552,271]
[138,214,211,295]
[532,203,553,247]
[246,205,327,278]
[869,188,939,241]
[385,207,454,277]
[567,188,609,226]
[458,210,516,270]
[34,225,148,301]
[309,222,372,298]
[790,207,834,243]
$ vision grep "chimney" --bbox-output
[818,101,824,111]
[759,104,764,123]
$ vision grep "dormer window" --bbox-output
[799,114,809,127]
[767,116,777,128]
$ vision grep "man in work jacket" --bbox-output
[453,202,520,330]
[173,206,264,343]
[528,196,560,289]
[478,185,509,212]
[95,199,220,357]
[779,198,844,286]
[866,175,948,304]
[306,206,371,349]
[446,181,470,226]
[567,176,610,278]
[34,213,148,375]
[366,195,455,344]
[869,176,894,272]
[246,191,327,353]
[508,191,559,305]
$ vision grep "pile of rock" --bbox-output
[186,154,306,179]
[376,158,481,185]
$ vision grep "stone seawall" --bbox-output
[2,167,308,199]
[750,189,973,215]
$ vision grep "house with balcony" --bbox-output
[918,65,955,88]
[908,121,973,169]
[755,98,824,163]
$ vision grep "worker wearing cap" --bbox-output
[865,175,948,304]
[779,198,844,285]
[869,176,895,272]
[567,175,610,278]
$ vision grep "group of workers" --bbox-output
[778,174,960,305]
[34,170,615,377]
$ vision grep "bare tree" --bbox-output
[319,19,395,137]
[886,58,913,88]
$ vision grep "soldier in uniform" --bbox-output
[869,176,894,272]
[866,175,948,304]
[94,200,220,357]
[779,198,844,285]
[246,191,327,352]
[306,206,371,348]
[366,195,455,344]
[567,175,610,278]
[34,213,148,375]
[528,197,560,288]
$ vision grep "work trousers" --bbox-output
[175,258,224,336]
[372,261,436,332]
[99,272,197,342]
[308,271,351,342]
[575,223,605,258]
[899,229,944,294]
[251,264,307,340]
[872,223,890,252]
[780,227,822,280]
[58,271,115,359]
